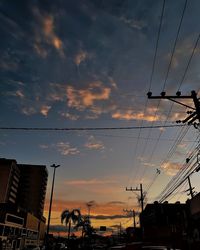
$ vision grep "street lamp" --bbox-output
[46,164,60,236]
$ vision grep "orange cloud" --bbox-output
[161,162,182,176]
[66,82,111,110]
[44,199,139,234]
[112,109,160,121]
[40,105,51,116]
[33,8,64,57]
[44,199,135,221]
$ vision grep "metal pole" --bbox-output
[187,176,194,198]
[140,183,144,213]
[46,164,60,236]
[133,210,136,228]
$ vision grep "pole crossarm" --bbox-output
[126,187,140,192]
[126,184,144,212]
[147,90,200,127]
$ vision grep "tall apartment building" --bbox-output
[0,158,48,249]
[0,158,20,204]
[0,158,48,217]
[18,164,48,219]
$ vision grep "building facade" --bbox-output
[0,158,48,250]
[18,164,48,219]
[0,158,20,204]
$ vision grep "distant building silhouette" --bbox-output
[0,158,48,250]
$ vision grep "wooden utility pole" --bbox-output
[186,176,195,198]
[124,209,136,228]
[147,90,200,127]
[126,184,144,213]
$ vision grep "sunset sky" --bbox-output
[1,0,200,234]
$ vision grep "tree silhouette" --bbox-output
[61,209,82,239]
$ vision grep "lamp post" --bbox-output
[46,164,60,236]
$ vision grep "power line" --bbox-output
[162,0,188,91]
[0,124,185,131]
[127,0,166,186]
[149,0,166,91]
[143,0,190,185]
[177,33,200,90]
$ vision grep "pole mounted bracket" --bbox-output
[147,90,200,128]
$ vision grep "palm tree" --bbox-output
[75,215,95,238]
[61,209,82,239]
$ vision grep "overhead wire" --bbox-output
[177,33,200,91]
[162,0,188,91]
[153,23,200,202]
[158,142,200,202]
[157,137,200,200]
[0,124,185,131]
[141,0,191,195]
[129,0,166,185]
[157,139,199,198]
[159,159,199,202]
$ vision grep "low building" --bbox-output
[140,201,189,247]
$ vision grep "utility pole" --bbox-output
[147,90,200,128]
[126,184,144,213]
[123,209,136,228]
[186,176,195,199]
[47,164,60,236]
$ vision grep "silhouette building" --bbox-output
[18,164,48,218]
[0,158,20,204]
[0,158,48,249]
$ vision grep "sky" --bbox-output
[1,0,200,235]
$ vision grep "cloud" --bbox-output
[40,105,51,116]
[15,90,25,99]
[120,16,146,30]
[39,142,80,156]
[44,199,133,219]
[47,83,66,102]
[60,112,79,121]
[34,43,48,58]
[74,50,88,66]
[65,178,117,186]
[21,107,37,116]
[66,82,111,110]
[84,135,104,150]
[0,61,18,71]
[106,201,125,205]
[166,36,200,69]
[90,214,131,220]
[112,107,161,121]
[56,142,80,155]
[161,162,182,176]
[33,8,64,57]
